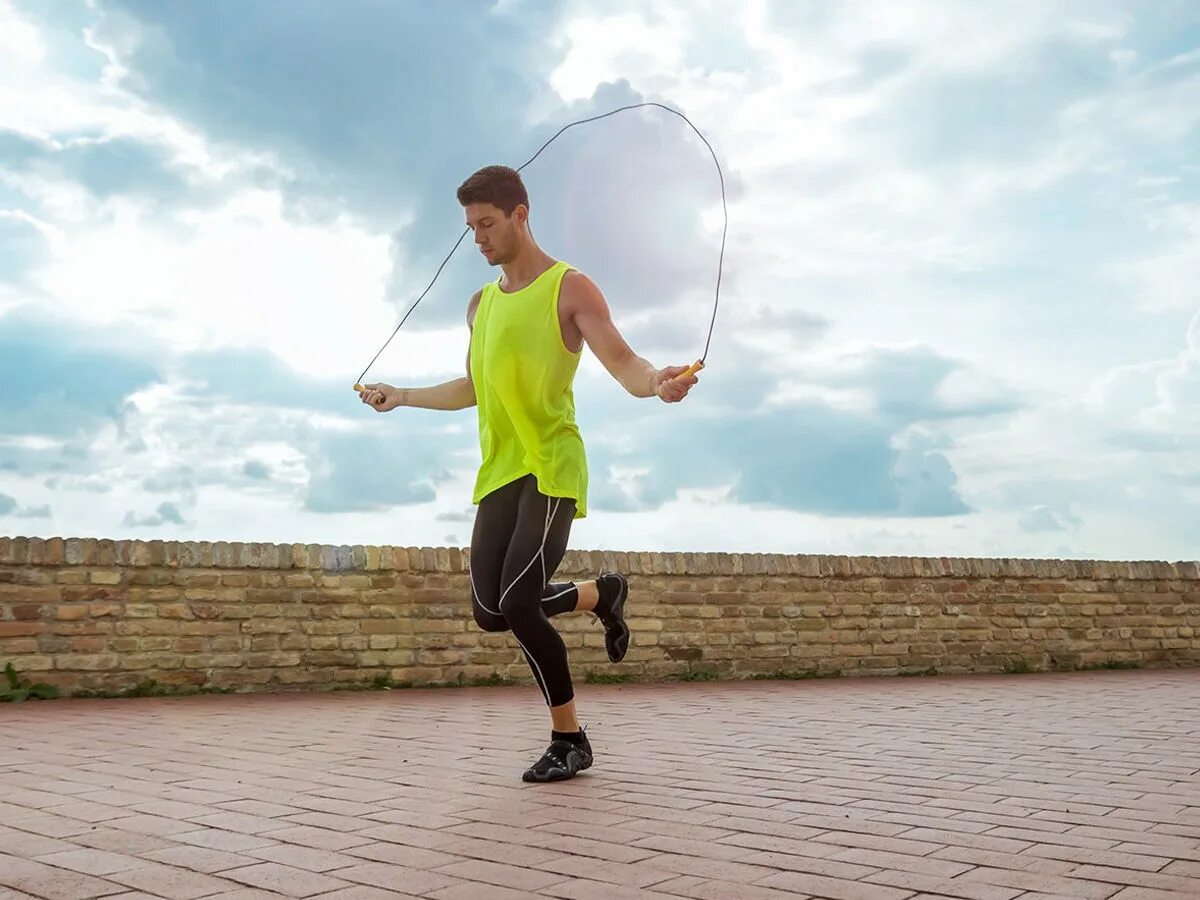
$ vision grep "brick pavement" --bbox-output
[1,670,1197,899]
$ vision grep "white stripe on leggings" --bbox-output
[499,496,560,612]
[500,494,562,706]
[542,585,575,603]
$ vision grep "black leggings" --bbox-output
[470,474,579,707]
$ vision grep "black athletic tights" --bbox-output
[470,474,579,707]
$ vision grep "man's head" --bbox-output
[457,165,530,266]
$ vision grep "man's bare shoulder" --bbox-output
[560,270,605,312]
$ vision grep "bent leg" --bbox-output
[497,477,577,707]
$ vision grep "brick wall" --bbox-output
[1,536,1197,696]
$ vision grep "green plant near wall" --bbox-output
[0,662,60,702]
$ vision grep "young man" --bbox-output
[358,165,698,782]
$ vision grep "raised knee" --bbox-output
[472,605,508,633]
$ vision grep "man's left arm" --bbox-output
[566,272,697,402]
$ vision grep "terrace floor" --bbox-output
[2,670,1198,899]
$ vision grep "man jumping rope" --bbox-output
[358,165,698,782]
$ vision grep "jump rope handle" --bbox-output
[353,384,386,407]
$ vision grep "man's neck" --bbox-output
[500,243,555,291]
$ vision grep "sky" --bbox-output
[1,0,1198,562]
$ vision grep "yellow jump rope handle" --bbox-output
[353,384,383,406]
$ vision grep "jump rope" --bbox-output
[353,101,726,396]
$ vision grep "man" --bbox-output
[358,165,698,782]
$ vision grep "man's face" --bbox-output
[465,202,522,265]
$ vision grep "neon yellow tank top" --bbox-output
[469,260,588,518]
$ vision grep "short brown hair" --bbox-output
[456,165,529,215]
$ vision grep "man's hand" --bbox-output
[654,366,699,403]
[358,383,403,412]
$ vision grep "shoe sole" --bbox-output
[605,575,630,664]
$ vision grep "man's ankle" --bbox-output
[594,574,619,618]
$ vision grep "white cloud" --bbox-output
[0,0,44,66]
[550,9,687,102]
[1149,308,1200,430]
[1113,202,1200,313]
[30,189,399,379]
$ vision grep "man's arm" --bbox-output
[565,272,697,401]
[386,376,475,411]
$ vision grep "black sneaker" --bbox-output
[522,732,593,783]
[596,572,630,663]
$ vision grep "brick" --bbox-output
[956,866,1120,898]
[0,826,76,858]
[31,847,143,876]
[0,854,126,900]
[170,830,278,853]
[861,869,1023,900]
[334,863,460,895]
[244,843,363,872]
[256,825,370,852]
[538,879,679,900]
[315,887,425,900]
[756,870,914,900]
[140,845,258,873]
[1066,864,1200,894]
[342,842,461,870]
[216,863,351,897]
[0,622,43,637]
[431,858,567,891]
[828,847,972,878]
[428,883,542,900]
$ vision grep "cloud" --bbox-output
[1155,308,1200,425]
[0,130,189,203]
[123,500,184,527]
[86,0,568,328]
[1019,504,1084,533]
[0,308,160,438]
[0,493,52,519]
[0,211,50,284]
[1113,203,1200,313]
[141,467,196,495]
[174,346,358,417]
[579,343,1009,517]
[243,460,270,481]
[767,1,1128,77]
[24,188,397,381]
[0,296,485,525]
[42,474,112,493]
[87,1,742,356]
[302,427,468,515]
